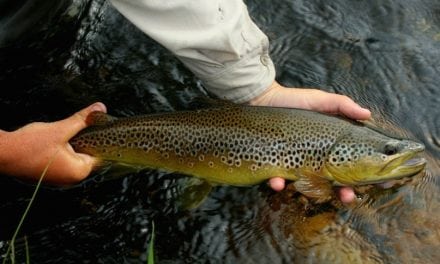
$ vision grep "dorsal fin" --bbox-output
[86,111,118,126]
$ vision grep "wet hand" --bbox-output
[249,81,371,203]
[249,81,371,120]
[268,178,356,204]
[0,102,107,185]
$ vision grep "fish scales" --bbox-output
[71,105,425,193]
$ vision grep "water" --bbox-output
[0,0,439,263]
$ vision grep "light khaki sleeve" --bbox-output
[110,0,275,103]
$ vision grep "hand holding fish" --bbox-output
[249,81,372,203]
[0,102,107,185]
[70,94,424,207]
[0,85,376,204]
[249,81,371,120]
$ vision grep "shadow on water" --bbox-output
[0,0,439,263]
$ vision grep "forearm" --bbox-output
[0,126,48,179]
[110,0,275,103]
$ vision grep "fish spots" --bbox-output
[327,131,391,167]
[250,164,259,171]
[67,105,421,188]
[70,106,357,174]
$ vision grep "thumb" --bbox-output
[55,102,107,140]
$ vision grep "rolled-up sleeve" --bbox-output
[110,0,275,103]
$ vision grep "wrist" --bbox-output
[248,80,284,106]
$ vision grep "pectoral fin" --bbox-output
[176,177,213,210]
[83,161,143,184]
[293,171,334,203]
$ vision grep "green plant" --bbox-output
[2,150,59,264]
[147,221,155,264]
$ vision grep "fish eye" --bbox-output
[383,144,398,156]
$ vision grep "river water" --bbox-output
[0,0,439,263]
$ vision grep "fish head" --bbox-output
[323,129,426,186]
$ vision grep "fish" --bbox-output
[70,104,426,202]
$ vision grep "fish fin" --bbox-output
[93,161,143,181]
[176,177,213,210]
[70,161,142,188]
[105,162,143,179]
[293,171,334,203]
[86,111,118,126]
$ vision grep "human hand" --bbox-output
[0,102,107,186]
[249,81,371,203]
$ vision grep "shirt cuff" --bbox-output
[180,43,275,103]
[111,0,276,103]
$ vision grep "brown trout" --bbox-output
[70,105,426,201]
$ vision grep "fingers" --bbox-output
[330,94,371,120]
[43,148,99,185]
[2,103,107,185]
[269,177,356,204]
[55,102,107,140]
[336,187,356,204]
[308,92,370,120]
[268,177,285,191]
[48,102,107,184]
[290,90,371,120]
[269,179,356,204]
[65,151,99,182]
[251,83,371,121]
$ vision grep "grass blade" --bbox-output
[24,236,29,264]
[147,221,155,264]
[2,150,59,264]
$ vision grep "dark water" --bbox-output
[0,0,439,263]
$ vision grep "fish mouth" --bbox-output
[350,156,425,190]
[376,177,411,189]
[381,145,425,175]
[376,156,426,188]
[371,142,426,186]
[326,142,426,187]
[353,144,426,186]
[402,156,426,166]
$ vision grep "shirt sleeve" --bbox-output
[110,0,275,103]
